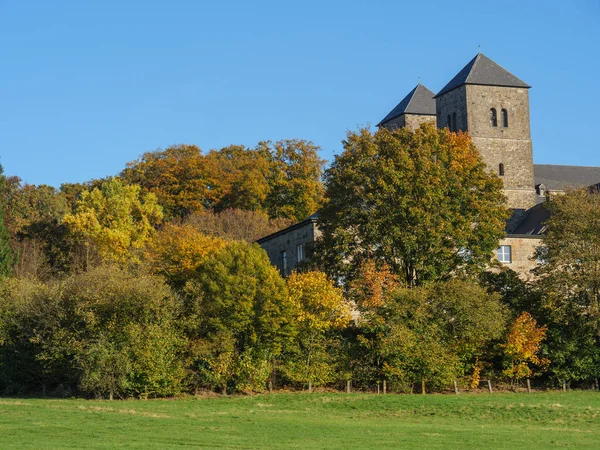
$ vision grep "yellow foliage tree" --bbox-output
[287,271,351,332]
[503,312,550,382]
[63,178,162,266]
[286,271,351,388]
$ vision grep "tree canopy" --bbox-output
[120,140,325,222]
[63,178,163,266]
[314,124,509,285]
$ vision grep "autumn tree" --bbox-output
[347,260,400,309]
[63,178,163,267]
[284,271,351,389]
[184,208,291,243]
[206,145,271,212]
[314,124,509,286]
[502,312,549,384]
[120,145,216,219]
[535,188,600,383]
[144,223,227,289]
[261,139,326,222]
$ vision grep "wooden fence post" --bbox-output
[562,381,566,393]
[421,380,426,395]
[527,379,531,393]
[383,380,387,394]
[346,380,351,394]
[454,380,459,394]
[308,381,312,393]
[377,382,380,394]
[268,380,273,394]
[487,380,493,394]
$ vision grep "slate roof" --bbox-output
[377,84,436,126]
[255,213,318,244]
[510,203,550,236]
[534,164,600,191]
[435,53,530,98]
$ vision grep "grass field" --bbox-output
[0,391,599,449]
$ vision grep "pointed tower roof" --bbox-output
[377,84,436,127]
[435,53,530,98]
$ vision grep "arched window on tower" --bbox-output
[499,163,505,176]
[501,109,508,127]
[447,115,452,130]
[452,112,457,132]
[490,108,498,127]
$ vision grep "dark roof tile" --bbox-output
[378,84,436,126]
[534,164,600,191]
[435,53,530,98]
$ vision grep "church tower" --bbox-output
[434,54,537,211]
[378,84,436,131]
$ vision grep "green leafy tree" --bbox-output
[0,165,15,276]
[535,188,600,384]
[184,241,295,392]
[0,266,186,398]
[1,177,71,278]
[314,124,509,286]
[351,279,506,391]
[261,139,326,222]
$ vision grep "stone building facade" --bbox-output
[257,53,600,278]
[256,214,320,277]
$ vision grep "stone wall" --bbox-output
[466,85,537,210]
[382,114,435,131]
[465,85,531,138]
[403,114,436,130]
[496,235,542,279]
[257,220,319,276]
[435,85,468,131]
[381,115,405,130]
[435,84,537,210]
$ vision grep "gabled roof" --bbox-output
[510,203,549,236]
[377,84,436,126]
[435,53,530,98]
[534,164,600,191]
[255,213,318,244]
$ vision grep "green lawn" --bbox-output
[0,392,599,449]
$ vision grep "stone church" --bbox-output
[258,53,600,278]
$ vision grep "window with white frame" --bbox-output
[297,244,304,263]
[497,245,512,263]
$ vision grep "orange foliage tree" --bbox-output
[347,260,400,309]
[121,145,219,219]
[144,223,227,289]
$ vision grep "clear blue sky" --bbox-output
[1,0,599,187]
